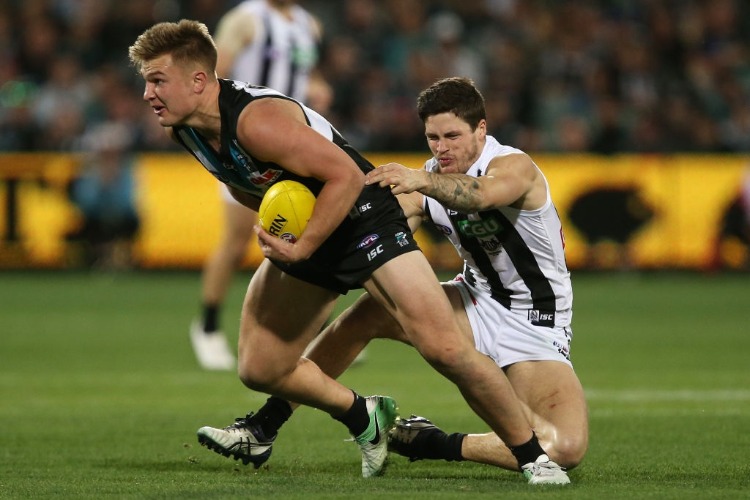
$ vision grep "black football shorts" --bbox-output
[270,184,421,294]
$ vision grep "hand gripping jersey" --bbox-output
[423,136,573,327]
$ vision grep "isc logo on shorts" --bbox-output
[528,309,555,327]
[366,244,384,261]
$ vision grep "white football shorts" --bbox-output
[445,276,573,368]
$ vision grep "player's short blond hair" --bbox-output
[128,19,217,73]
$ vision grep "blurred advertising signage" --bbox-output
[1,153,748,270]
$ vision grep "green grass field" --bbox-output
[1,271,749,498]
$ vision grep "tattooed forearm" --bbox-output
[422,173,484,212]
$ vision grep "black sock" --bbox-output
[508,431,546,469]
[332,392,368,437]
[202,304,219,333]
[405,427,465,462]
[250,396,293,438]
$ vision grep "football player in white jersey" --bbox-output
[198,77,586,484]
[362,77,588,481]
[190,0,332,371]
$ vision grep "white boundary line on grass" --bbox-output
[584,389,750,402]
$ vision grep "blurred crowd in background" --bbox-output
[2,0,750,155]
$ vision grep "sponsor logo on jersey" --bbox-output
[230,140,283,187]
[249,169,283,186]
[292,46,318,68]
[479,237,503,255]
[356,234,379,249]
[528,309,555,327]
[458,218,503,238]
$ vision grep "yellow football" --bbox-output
[258,180,316,243]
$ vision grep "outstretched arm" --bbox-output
[366,153,541,212]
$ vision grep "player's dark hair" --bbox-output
[128,19,217,72]
[417,77,486,130]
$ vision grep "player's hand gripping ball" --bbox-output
[258,180,316,243]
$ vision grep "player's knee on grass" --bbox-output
[547,432,588,470]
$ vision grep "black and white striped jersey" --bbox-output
[422,136,573,326]
[230,0,318,103]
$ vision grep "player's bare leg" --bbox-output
[191,200,256,370]
[458,361,588,470]
[236,259,348,410]
[198,260,398,476]
[302,292,405,377]
[364,252,536,451]
[201,200,257,319]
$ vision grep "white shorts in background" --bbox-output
[446,277,573,369]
